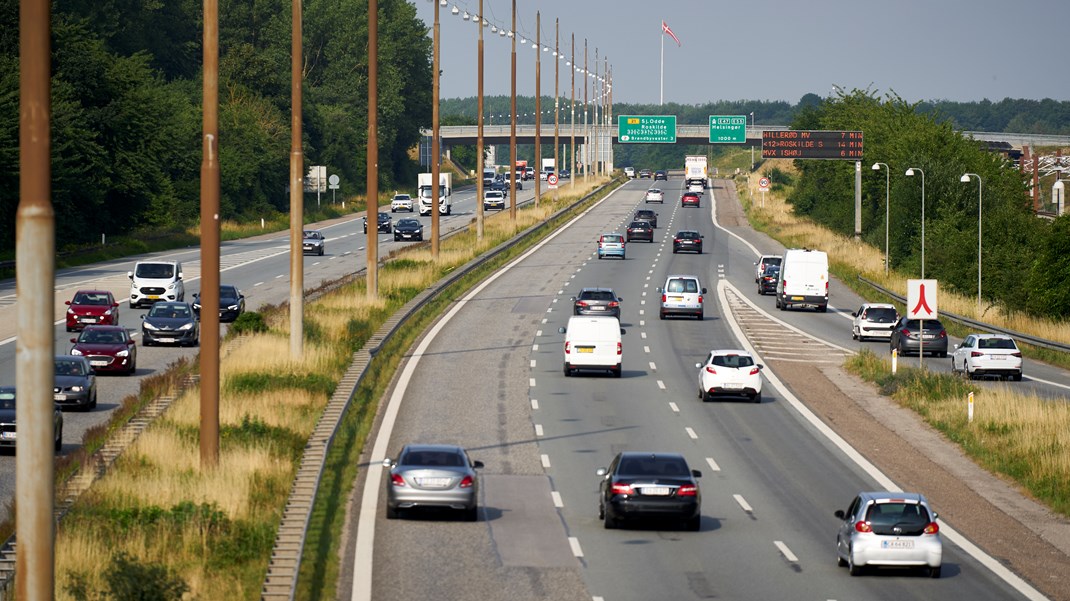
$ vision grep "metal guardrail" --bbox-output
[858,275,1070,353]
[260,177,623,600]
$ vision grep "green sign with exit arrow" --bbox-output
[618,115,677,143]
[709,115,747,143]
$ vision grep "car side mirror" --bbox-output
[595,467,607,477]
[570,297,577,302]
[65,300,72,306]
[757,364,764,370]
[381,458,394,468]
[558,326,566,334]
[178,272,184,280]
[619,328,626,335]
[834,509,846,519]
[193,293,200,300]
[127,271,133,280]
[695,362,702,369]
[69,338,77,344]
[140,315,146,320]
[472,460,485,469]
[953,344,959,349]
[851,312,857,317]
[656,288,663,293]
[691,469,702,478]
[617,297,623,302]
[112,302,119,308]
[701,288,708,294]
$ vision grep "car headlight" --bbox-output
[70,348,83,356]
[168,283,176,290]
[116,349,129,357]
[69,385,84,392]
[178,322,194,331]
[227,304,238,311]
[67,308,75,315]
[143,321,159,331]
[192,303,201,311]
[103,308,114,316]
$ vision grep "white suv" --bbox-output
[657,275,706,320]
[128,260,184,309]
[390,193,413,213]
[624,167,636,178]
[482,190,506,211]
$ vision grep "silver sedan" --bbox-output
[382,444,484,521]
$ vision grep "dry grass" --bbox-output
[741,161,1070,344]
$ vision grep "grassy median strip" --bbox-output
[845,349,1070,517]
[52,178,617,600]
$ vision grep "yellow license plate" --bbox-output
[577,347,594,353]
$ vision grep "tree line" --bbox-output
[0,0,433,253]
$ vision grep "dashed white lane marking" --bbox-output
[312,261,321,266]
[639,309,645,315]
[275,274,284,279]
[536,330,543,336]
[734,494,753,513]
[530,360,537,368]
[557,290,563,295]
[552,298,558,303]
[644,346,651,353]
[641,332,647,339]
[639,320,646,326]
[529,378,536,387]
[640,300,646,305]
[357,247,365,251]
[531,399,539,410]
[656,380,666,390]
[685,427,698,439]
[706,457,721,472]
[551,491,564,507]
[593,597,605,601]
[643,283,649,288]
[645,276,651,281]
[568,537,584,558]
[541,454,551,468]
[649,362,656,371]
[774,541,799,563]
[254,281,264,287]
[541,318,547,324]
[642,291,647,297]
[532,344,539,351]
[534,424,544,436]
[669,402,680,413]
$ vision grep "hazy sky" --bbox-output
[412,0,1069,106]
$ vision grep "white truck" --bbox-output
[685,155,708,188]
[775,248,829,312]
[540,158,556,181]
[418,172,452,216]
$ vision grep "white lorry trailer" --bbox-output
[540,158,556,180]
[418,172,452,216]
[685,155,708,188]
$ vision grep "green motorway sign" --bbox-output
[617,115,677,143]
[709,115,747,143]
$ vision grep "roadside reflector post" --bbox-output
[968,391,974,423]
[891,348,898,375]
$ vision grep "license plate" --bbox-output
[590,306,604,311]
[992,355,1005,360]
[642,487,670,496]
[80,318,96,323]
[90,360,108,367]
[881,540,914,549]
[147,295,159,300]
[417,477,451,488]
[577,347,594,353]
[1,432,15,440]
[923,334,935,339]
[54,394,67,401]
[791,296,804,301]
[724,383,743,390]
[158,338,176,343]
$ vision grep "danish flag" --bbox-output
[662,21,681,46]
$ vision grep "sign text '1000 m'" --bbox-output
[761,130,864,160]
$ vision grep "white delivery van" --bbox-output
[128,260,184,309]
[775,248,829,312]
[559,316,623,378]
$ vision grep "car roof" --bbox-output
[617,451,687,461]
[972,333,1014,339]
[55,354,89,362]
[628,221,651,226]
[858,491,927,505]
[579,287,616,293]
[401,443,464,453]
[709,349,752,357]
[81,325,124,331]
[393,193,410,198]
[666,274,700,280]
[861,303,895,309]
[73,289,111,295]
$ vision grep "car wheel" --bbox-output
[54,424,62,452]
[612,366,622,378]
[659,312,666,320]
[89,393,97,411]
[818,304,828,313]
[851,328,858,340]
[597,254,603,260]
[385,504,400,520]
[685,515,701,531]
[697,248,702,254]
[837,548,848,568]
[603,512,617,529]
[752,391,761,404]
[673,249,678,254]
[395,236,400,241]
[463,506,479,522]
[696,311,703,320]
[1012,372,1023,382]
[938,351,947,358]
[848,553,863,576]
[563,364,572,377]
[967,365,975,380]
[929,566,941,579]
[319,248,324,256]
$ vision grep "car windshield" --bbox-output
[712,354,754,368]
[617,456,689,477]
[55,360,87,376]
[220,286,238,300]
[394,194,410,200]
[149,305,191,319]
[135,263,174,279]
[80,329,124,344]
[0,391,14,409]
[980,337,1017,349]
[303,231,320,239]
[398,219,419,227]
[73,292,110,305]
[400,449,465,467]
[863,307,898,322]
[379,213,390,220]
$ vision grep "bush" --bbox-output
[65,551,188,601]
[230,311,268,335]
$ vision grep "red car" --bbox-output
[69,325,137,376]
[681,192,701,208]
[65,290,120,332]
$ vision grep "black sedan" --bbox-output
[598,452,701,530]
[572,287,622,318]
[54,355,97,411]
[141,301,199,347]
[634,209,658,229]
[889,317,949,357]
[364,212,392,234]
[558,169,571,179]
[758,265,780,295]
[0,387,63,452]
[654,170,668,181]
[193,285,246,322]
[626,221,654,243]
[672,230,703,254]
[394,218,424,241]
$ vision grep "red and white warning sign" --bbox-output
[907,279,938,320]
[547,173,559,189]
[758,176,770,191]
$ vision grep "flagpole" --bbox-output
[660,22,664,106]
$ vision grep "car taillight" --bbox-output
[938,330,947,338]
[611,483,632,495]
[705,366,717,374]
[661,294,667,302]
[748,367,760,376]
[781,279,787,289]
[608,301,619,308]
[971,351,984,357]
[924,522,940,534]
[564,341,571,355]
[901,329,911,337]
[577,301,589,308]
[391,474,406,487]
[854,521,872,533]
[677,485,697,497]
[697,295,703,303]
[825,281,829,293]
[459,475,475,488]
[1011,352,1022,357]
[617,342,622,355]
[674,238,682,243]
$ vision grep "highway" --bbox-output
[344,176,1057,601]
[0,181,545,522]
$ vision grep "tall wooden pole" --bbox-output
[476,0,485,240]
[288,0,304,358]
[200,0,223,468]
[16,0,55,596]
[431,0,441,256]
[367,0,379,299]
[509,0,517,223]
[534,11,541,208]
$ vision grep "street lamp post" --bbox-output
[961,173,983,309]
[872,162,890,274]
[905,167,926,278]
[749,111,755,171]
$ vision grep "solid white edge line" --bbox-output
[774,540,799,563]
[733,494,753,513]
[568,536,584,558]
[551,491,564,508]
[714,278,1049,601]
[351,183,628,601]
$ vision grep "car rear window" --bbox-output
[712,354,754,368]
[617,456,689,477]
[601,235,623,243]
[904,319,944,330]
[864,502,931,535]
[401,450,464,467]
[863,308,898,322]
[582,291,616,301]
[979,337,1017,349]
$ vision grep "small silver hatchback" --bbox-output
[834,491,943,578]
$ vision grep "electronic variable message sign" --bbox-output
[618,115,677,143]
[761,130,864,160]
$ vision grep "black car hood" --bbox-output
[55,375,90,388]
[0,408,15,423]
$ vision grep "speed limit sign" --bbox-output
[758,176,770,191]
[547,173,559,189]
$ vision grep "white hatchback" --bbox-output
[951,334,1023,381]
[851,303,899,341]
[696,350,763,403]
[644,188,664,203]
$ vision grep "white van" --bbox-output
[657,274,707,320]
[775,248,829,312]
[128,260,184,309]
[559,316,623,378]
